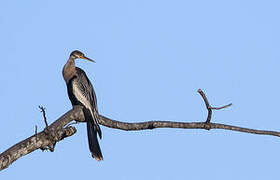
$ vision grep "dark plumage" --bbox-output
[63,50,103,161]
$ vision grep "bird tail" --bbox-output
[86,119,103,161]
[83,107,103,161]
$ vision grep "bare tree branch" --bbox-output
[0,106,83,171]
[98,115,280,136]
[1,89,279,171]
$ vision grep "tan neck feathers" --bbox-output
[63,58,76,83]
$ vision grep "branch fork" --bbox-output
[197,89,232,130]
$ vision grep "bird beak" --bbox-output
[81,56,95,63]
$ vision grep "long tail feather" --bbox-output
[83,108,103,161]
[87,120,103,161]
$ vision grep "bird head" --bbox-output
[70,50,95,62]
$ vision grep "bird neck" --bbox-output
[63,57,76,83]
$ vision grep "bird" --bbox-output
[62,50,103,161]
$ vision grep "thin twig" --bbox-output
[197,89,211,108]
[211,103,232,110]
[39,106,48,127]
[35,125,37,135]
[197,89,212,125]
[35,125,38,142]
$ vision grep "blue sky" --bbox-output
[1,0,280,179]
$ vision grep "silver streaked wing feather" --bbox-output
[72,68,101,138]
[74,68,98,110]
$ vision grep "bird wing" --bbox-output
[75,68,98,109]
[72,67,102,138]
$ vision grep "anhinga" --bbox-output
[62,50,103,161]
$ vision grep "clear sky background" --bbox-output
[1,0,280,179]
